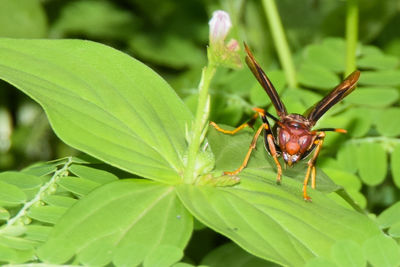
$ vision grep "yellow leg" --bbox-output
[224,123,265,175]
[265,129,282,184]
[303,132,326,201]
[210,108,266,135]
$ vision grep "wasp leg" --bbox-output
[224,123,265,175]
[265,127,282,184]
[210,108,267,135]
[303,132,326,201]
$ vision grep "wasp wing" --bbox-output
[244,42,287,118]
[305,70,360,126]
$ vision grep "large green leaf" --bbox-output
[38,179,193,266]
[177,173,381,266]
[198,127,381,266]
[0,38,192,183]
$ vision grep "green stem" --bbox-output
[345,0,359,76]
[183,63,216,184]
[261,0,297,88]
[3,157,72,230]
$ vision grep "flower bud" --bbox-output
[209,10,232,45]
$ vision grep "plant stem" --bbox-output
[183,64,216,184]
[345,0,359,76]
[4,157,73,230]
[261,0,297,88]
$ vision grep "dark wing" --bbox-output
[244,42,287,118]
[305,70,361,126]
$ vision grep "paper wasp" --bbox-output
[210,43,360,201]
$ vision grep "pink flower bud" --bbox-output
[208,10,232,44]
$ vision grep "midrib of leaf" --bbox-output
[0,42,188,175]
[191,186,293,265]
[0,65,180,174]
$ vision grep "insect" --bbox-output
[210,43,360,201]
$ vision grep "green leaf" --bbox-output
[331,240,366,267]
[0,38,192,183]
[69,164,118,184]
[345,87,399,108]
[37,180,192,266]
[305,258,337,267]
[50,0,136,40]
[0,207,10,220]
[208,127,338,193]
[388,222,400,238]
[42,195,77,208]
[176,174,381,266]
[201,242,274,267]
[391,145,400,188]
[322,169,362,205]
[375,108,400,137]
[356,142,387,186]
[0,235,37,250]
[358,54,399,70]
[0,171,42,191]
[337,142,359,173]
[129,34,205,68]
[363,235,400,267]
[377,201,400,229]
[359,70,400,86]
[143,245,183,267]
[249,70,286,107]
[0,0,47,38]
[57,177,99,196]
[27,206,68,224]
[297,64,340,90]
[24,225,52,242]
[303,44,345,72]
[0,181,26,206]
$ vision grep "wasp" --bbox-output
[210,43,360,201]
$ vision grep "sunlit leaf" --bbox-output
[375,108,400,137]
[377,201,400,229]
[57,177,99,196]
[0,38,192,184]
[177,174,381,266]
[201,242,274,267]
[0,181,26,206]
[42,195,77,208]
[356,142,387,186]
[331,240,366,267]
[358,54,399,70]
[363,235,400,267]
[298,64,340,90]
[69,164,118,184]
[27,206,67,224]
[345,87,399,108]
[391,145,400,188]
[303,44,345,72]
[337,142,359,173]
[37,180,192,266]
[359,70,400,86]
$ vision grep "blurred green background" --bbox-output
[0,0,399,215]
